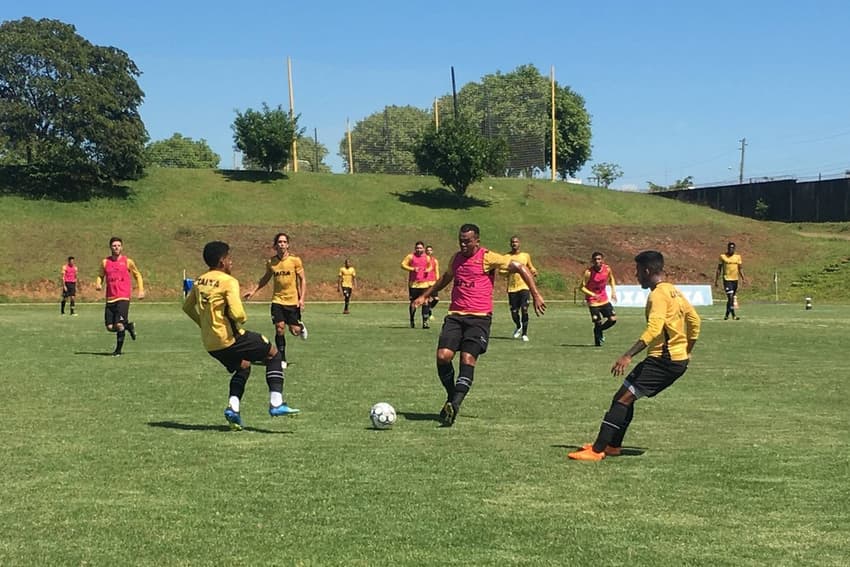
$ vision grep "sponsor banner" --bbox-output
[606,285,714,307]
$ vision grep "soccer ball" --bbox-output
[370,402,397,429]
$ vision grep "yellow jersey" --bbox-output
[639,282,701,361]
[504,251,537,292]
[182,269,247,352]
[718,253,742,281]
[264,254,304,306]
[339,266,356,288]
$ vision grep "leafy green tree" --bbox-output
[232,103,300,173]
[439,64,591,177]
[297,134,331,172]
[647,175,694,192]
[0,17,147,191]
[145,133,220,168]
[590,162,623,188]
[339,105,430,174]
[414,116,506,199]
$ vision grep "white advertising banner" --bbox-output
[608,285,714,307]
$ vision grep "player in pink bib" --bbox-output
[412,224,546,426]
[60,256,78,315]
[95,237,145,356]
[580,251,618,346]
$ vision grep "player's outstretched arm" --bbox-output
[243,271,271,299]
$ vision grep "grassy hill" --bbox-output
[1,168,849,303]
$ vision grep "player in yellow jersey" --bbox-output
[505,236,538,341]
[337,258,356,314]
[714,241,745,320]
[569,251,701,461]
[183,241,299,430]
[243,232,307,367]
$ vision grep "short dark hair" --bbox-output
[634,250,664,274]
[727,241,736,247]
[591,251,603,259]
[459,223,480,237]
[415,241,425,247]
[67,256,75,262]
[109,237,122,246]
[203,241,230,268]
[274,232,290,245]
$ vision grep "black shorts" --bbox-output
[104,300,130,327]
[589,302,615,322]
[63,282,77,297]
[508,290,530,311]
[723,279,739,295]
[437,314,492,357]
[624,356,688,399]
[208,331,272,373]
[271,303,301,325]
[341,286,352,299]
[409,287,428,302]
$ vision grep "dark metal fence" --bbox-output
[657,177,850,222]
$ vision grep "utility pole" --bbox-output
[738,138,747,184]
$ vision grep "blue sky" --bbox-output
[4,1,849,189]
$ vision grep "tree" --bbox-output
[297,134,331,172]
[590,162,623,188]
[439,64,592,177]
[647,176,694,192]
[339,105,430,174]
[414,116,506,199]
[232,103,299,173]
[0,17,148,193]
[145,133,220,168]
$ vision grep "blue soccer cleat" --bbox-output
[269,403,300,417]
[224,407,243,431]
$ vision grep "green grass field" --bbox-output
[2,300,847,566]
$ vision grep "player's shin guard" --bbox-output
[437,363,455,399]
[521,312,529,335]
[115,330,125,353]
[265,351,284,394]
[609,403,633,448]
[600,319,617,331]
[422,303,432,322]
[451,364,475,408]
[592,401,631,453]
[275,333,287,362]
[229,366,251,399]
[61,299,66,314]
[511,310,521,328]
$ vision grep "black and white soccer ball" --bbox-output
[369,402,397,429]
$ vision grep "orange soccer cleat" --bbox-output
[581,443,622,456]
[568,446,606,461]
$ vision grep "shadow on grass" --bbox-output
[75,351,123,356]
[0,166,132,201]
[218,170,288,183]
[147,421,291,435]
[399,411,441,423]
[554,444,646,457]
[392,187,491,210]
